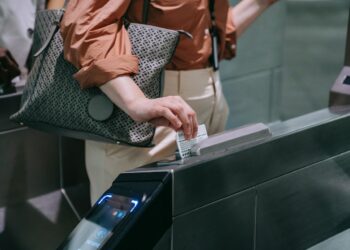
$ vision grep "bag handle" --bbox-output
[35,0,150,57]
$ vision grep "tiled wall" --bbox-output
[281,0,349,120]
[221,1,286,129]
[221,0,349,129]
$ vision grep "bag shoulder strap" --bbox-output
[142,0,150,24]
[209,0,216,27]
[209,0,219,70]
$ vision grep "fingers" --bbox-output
[171,96,198,140]
[169,96,192,139]
[149,117,169,127]
[191,112,198,138]
[128,95,198,140]
[154,106,182,130]
[152,96,198,140]
[149,117,180,130]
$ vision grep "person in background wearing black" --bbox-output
[0,0,64,95]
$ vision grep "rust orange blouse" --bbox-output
[60,0,237,89]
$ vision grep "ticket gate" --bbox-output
[58,10,350,247]
[59,106,350,250]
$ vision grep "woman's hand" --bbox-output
[100,76,198,140]
[127,95,198,139]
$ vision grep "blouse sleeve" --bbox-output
[60,0,139,89]
[215,2,237,61]
[223,7,237,60]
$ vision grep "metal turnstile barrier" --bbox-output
[60,107,350,250]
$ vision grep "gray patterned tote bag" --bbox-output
[10,4,180,147]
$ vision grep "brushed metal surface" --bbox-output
[0,129,60,206]
[307,228,350,250]
[153,228,171,250]
[0,92,23,131]
[0,190,79,250]
[171,109,350,215]
[0,94,90,248]
[191,123,271,156]
[172,189,255,250]
[60,137,87,188]
[256,151,350,250]
[59,137,90,218]
[62,183,91,219]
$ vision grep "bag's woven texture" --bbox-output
[32,9,64,55]
[11,9,179,146]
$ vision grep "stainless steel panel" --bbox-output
[170,110,350,215]
[256,151,350,250]
[153,228,171,250]
[172,189,255,250]
[0,129,60,206]
[62,183,91,219]
[0,93,90,248]
[60,137,87,188]
[0,190,79,250]
[0,92,23,131]
[307,229,350,250]
[60,137,90,217]
[191,123,271,156]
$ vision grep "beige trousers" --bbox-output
[86,68,229,204]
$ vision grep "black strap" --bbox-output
[142,0,150,24]
[209,0,219,70]
[209,0,215,25]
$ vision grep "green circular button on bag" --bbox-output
[88,95,114,121]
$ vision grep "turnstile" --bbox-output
[59,107,350,250]
[59,9,350,248]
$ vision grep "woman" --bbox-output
[61,0,278,204]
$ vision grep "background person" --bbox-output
[0,0,65,94]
